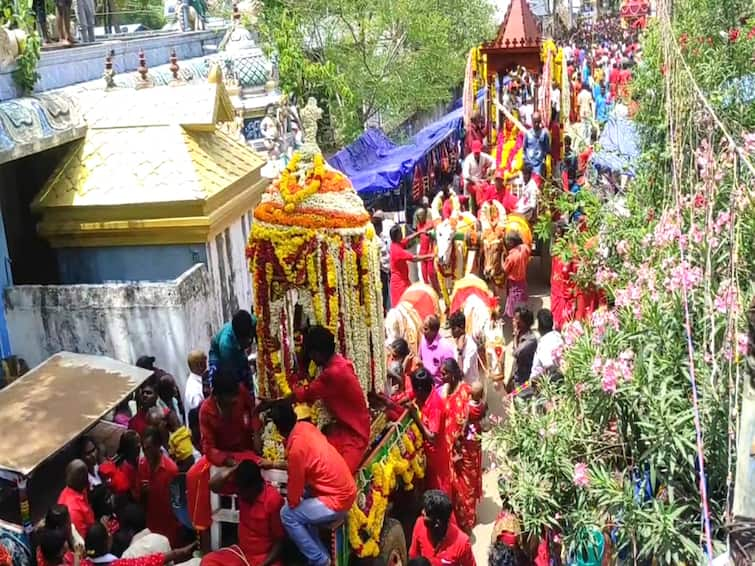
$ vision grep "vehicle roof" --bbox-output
[0,352,152,476]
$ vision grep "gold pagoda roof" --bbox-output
[33,78,266,248]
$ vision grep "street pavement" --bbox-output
[471,261,551,564]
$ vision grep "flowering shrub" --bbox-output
[487,0,755,562]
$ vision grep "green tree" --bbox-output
[258,0,494,144]
[1,0,41,93]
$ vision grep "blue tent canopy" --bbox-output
[329,108,464,196]
[592,116,640,176]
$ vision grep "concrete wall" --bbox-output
[4,263,219,393]
[206,209,255,323]
[57,244,209,284]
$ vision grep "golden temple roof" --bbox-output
[33,80,266,248]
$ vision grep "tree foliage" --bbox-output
[258,0,494,144]
[1,0,41,93]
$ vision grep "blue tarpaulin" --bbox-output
[329,108,463,196]
[592,116,640,176]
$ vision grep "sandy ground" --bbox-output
[471,259,552,564]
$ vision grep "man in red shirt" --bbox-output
[57,459,94,538]
[608,62,621,99]
[209,461,284,565]
[478,170,518,213]
[138,427,181,546]
[272,404,357,566]
[291,326,371,473]
[128,381,159,437]
[409,490,476,566]
[189,370,263,548]
[199,369,261,468]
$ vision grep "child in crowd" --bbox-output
[453,380,487,531]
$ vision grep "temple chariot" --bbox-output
[247,109,425,565]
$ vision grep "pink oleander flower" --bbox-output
[723,346,734,362]
[591,355,604,376]
[653,215,682,247]
[573,463,590,487]
[552,343,564,369]
[615,282,643,310]
[664,261,703,292]
[591,307,619,343]
[637,264,657,287]
[743,132,755,155]
[595,267,618,287]
[695,139,714,178]
[563,320,585,348]
[713,210,732,234]
[618,349,635,380]
[601,360,620,393]
[689,224,704,245]
[737,333,749,356]
[714,282,737,314]
[616,239,630,256]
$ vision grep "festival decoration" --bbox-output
[347,423,425,557]
[248,144,385,408]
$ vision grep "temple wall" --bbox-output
[3,263,219,393]
[206,208,255,323]
[56,244,209,284]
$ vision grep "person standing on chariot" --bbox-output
[288,326,371,473]
[464,111,489,155]
[462,140,495,214]
[522,111,550,181]
[478,169,518,213]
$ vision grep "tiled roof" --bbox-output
[32,81,263,212]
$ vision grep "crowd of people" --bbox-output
[22,13,642,566]
[32,299,515,566]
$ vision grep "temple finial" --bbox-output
[169,49,179,80]
[103,52,116,89]
[135,49,153,89]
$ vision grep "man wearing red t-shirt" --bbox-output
[291,326,371,473]
[57,459,94,539]
[609,62,621,99]
[209,461,284,565]
[128,381,159,437]
[409,490,476,566]
[188,370,262,548]
[272,404,357,566]
[478,170,518,213]
[199,369,261,468]
[138,427,182,546]
[388,224,432,307]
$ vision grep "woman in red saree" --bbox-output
[411,359,471,502]
[453,381,486,533]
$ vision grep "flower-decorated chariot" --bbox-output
[247,126,426,564]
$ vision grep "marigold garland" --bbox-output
[347,426,425,557]
[279,153,326,213]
